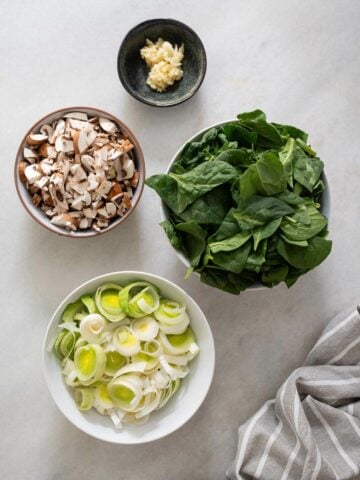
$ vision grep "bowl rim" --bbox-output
[117,18,207,107]
[42,270,216,444]
[14,106,146,239]
[159,119,331,291]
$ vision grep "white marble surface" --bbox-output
[1,1,359,478]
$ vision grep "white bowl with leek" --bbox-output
[43,271,215,444]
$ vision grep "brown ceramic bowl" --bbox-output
[14,106,145,238]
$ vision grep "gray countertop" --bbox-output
[1,1,359,478]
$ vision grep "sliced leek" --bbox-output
[113,326,141,356]
[74,344,106,385]
[119,282,160,318]
[108,373,143,411]
[154,299,190,334]
[131,316,159,341]
[159,327,197,355]
[154,299,186,324]
[74,388,94,411]
[79,314,106,343]
[105,351,127,376]
[95,283,126,322]
[53,280,199,429]
[61,300,83,322]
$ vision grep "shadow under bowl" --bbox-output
[117,18,207,107]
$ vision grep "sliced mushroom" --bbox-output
[51,119,66,142]
[63,112,88,121]
[39,143,54,158]
[129,171,140,188]
[119,139,134,153]
[106,202,117,217]
[25,164,42,184]
[42,190,54,207]
[87,173,99,191]
[79,217,91,229]
[51,214,78,231]
[24,147,39,162]
[27,134,48,146]
[86,130,97,148]
[73,130,89,154]
[70,164,87,182]
[67,118,93,131]
[32,193,42,207]
[71,180,88,195]
[96,180,113,197]
[71,196,84,211]
[95,136,110,147]
[97,207,110,218]
[108,183,123,199]
[39,160,54,176]
[50,172,64,188]
[81,154,96,173]
[42,207,57,217]
[122,158,135,180]
[99,117,117,134]
[49,173,66,202]
[34,176,49,190]
[18,162,27,182]
[83,208,97,219]
[113,157,122,180]
[39,124,54,139]
[55,135,74,153]
[95,218,109,229]
[111,193,123,206]
[122,192,132,210]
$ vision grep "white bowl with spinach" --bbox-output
[146,110,331,294]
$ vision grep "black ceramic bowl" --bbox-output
[117,19,207,107]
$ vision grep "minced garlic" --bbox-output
[140,37,184,93]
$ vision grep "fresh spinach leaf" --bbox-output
[277,236,332,269]
[284,268,308,288]
[177,185,233,225]
[233,196,294,231]
[271,123,308,143]
[239,152,287,198]
[280,235,309,247]
[175,221,207,267]
[261,265,289,287]
[146,160,238,215]
[245,240,267,272]
[276,190,305,205]
[215,149,254,168]
[209,231,251,253]
[209,209,240,242]
[293,150,323,192]
[200,267,256,295]
[160,219,183,252]
[211,241,252,274]
[278,137,295,188]
[237,110,283,146]
[281,203,328,241]
[252,217,282,250]
[222,123,257,147]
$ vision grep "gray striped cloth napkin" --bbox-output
[227,307,360,480]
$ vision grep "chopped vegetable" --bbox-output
[146,110,332,294]
[140,38,184,93]
[53,281,199,428]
